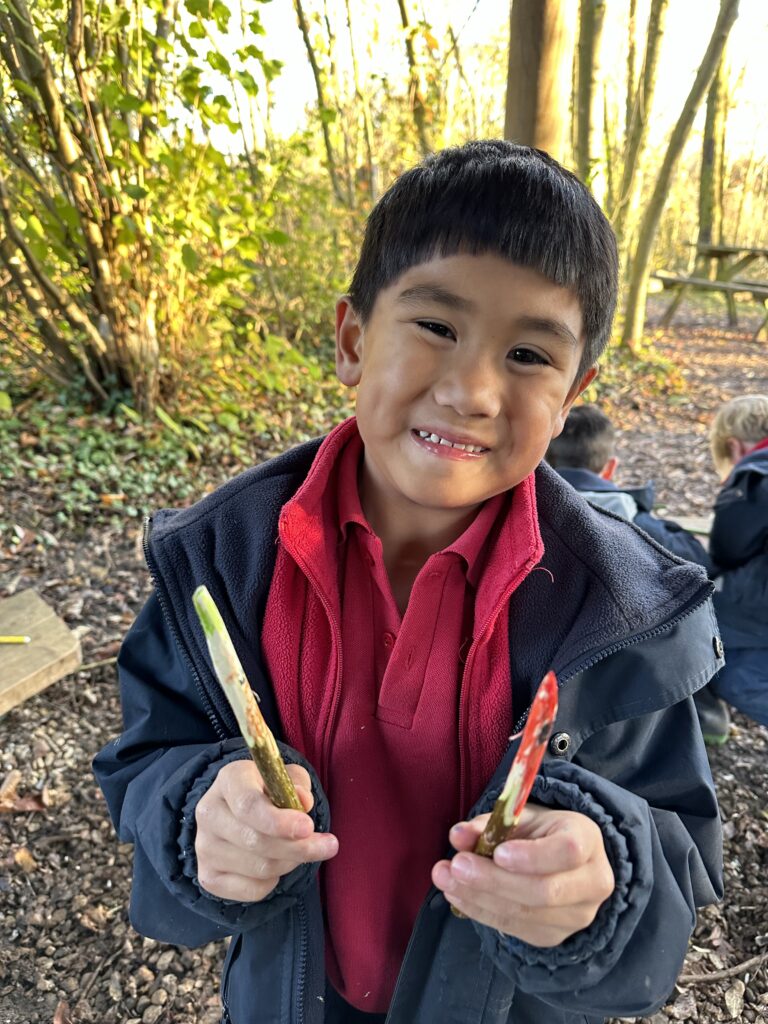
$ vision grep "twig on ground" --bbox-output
[678,951,768,983]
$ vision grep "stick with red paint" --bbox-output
[451,669,558,917]
[473,669,559,856]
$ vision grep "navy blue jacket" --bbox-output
[93,441,724,1024]
[709,446,768,649]
[554,467,714,574]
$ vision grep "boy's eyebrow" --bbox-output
[396,284,475,312]
[516,316,579,348]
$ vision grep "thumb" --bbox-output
[286,763,314,813]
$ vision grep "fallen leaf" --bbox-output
[724,979,745,1019]
[78,903,110,932]
[53,998,74,1024]
[14,846,38,872]
[0,770,47,814]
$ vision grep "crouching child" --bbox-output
[94,140,724,1024]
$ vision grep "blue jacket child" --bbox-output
[93,142,724,1024]
[708,395,768,726]
[545,405,728,745]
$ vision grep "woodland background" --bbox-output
[1,1,768,1022]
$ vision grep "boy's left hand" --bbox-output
[431,803,615,947]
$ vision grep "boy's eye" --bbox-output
[510,347,549,366]
[416,320,455,339]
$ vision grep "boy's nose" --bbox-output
[433,355,503,419]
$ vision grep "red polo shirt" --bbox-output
[262,418,542,1012]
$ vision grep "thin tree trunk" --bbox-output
[575,0,607,204]
[397,0,433,156]
[621,0,741,350]
[292,0,347,204]
[696,50,728,277]
[611,0,668,249]
[505,0,578,164]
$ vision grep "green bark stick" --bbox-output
[192,585,302,811]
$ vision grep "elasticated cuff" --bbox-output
[484,773,632,971]
[177,740,330,911]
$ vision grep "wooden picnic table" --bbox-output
[653,242,768,336]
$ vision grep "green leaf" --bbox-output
[155,405,185,436]
[0,392,12,416]
[212,0,231,30]
[181,243,201,272]
[206,52,231,75]
[188,20,206,39]
[185,0,212,16]
[318,106,337,124]
[12,78,39,102]
[235,70,259,96]
[264,229,290,246]
[124,183,149,200]
[115,93,143,113]
[216,411,241,433]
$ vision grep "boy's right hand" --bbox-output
[194,760,338,902]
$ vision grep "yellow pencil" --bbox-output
[0,635,31,644]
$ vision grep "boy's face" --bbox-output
[336,253,596,530]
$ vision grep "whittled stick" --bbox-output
[474,670,559,856]
[192,585,302,811]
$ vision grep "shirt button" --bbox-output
[383,632,395,649]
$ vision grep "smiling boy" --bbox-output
[94,141,723,1024]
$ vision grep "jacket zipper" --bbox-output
[295,898,309,1024]
[142,514,233,740]
[388,579,715,1022]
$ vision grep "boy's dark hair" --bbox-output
[348,139,618,376]
[546,404,615,473]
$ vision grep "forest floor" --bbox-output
[1,298,768,1024]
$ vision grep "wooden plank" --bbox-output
[672,513,714,537]
[0,590,82,716]
[652,271,768,297]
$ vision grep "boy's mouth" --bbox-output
[412,428,489,454]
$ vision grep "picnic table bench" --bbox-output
[652,242,768,337]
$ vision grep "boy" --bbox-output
[708,394,768,726]
[546,404,730,744]
[94,141,723,1024]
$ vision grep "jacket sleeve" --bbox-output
[710,472,768,569]
[92,593,329,947]
[474,695,722,1020]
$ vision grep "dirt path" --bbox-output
[1,306,767,1024]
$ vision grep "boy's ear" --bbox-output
[552,366,598,437]
[335,297,364,387]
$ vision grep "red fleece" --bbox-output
[261,418,543,1012]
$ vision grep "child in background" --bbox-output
[709,395,768,727]
[93,141,723,1024]
[546,405,730,745]
[545,404,714,570]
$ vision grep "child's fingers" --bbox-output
[196,799,338,863]
[216,761,314,839]
[493,827,596,875]
[448,817,489,851]
[285,763,315,813]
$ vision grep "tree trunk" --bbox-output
[397,0,433,156]
[575,0,607,204]
[505,0,578,164]
[621,0,740,351]
[696,50,728,278]
[611,0,668,253]
[292,0,347,205]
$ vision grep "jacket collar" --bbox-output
[144,440,714,743]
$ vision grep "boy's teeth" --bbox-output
[417,430,484,453]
